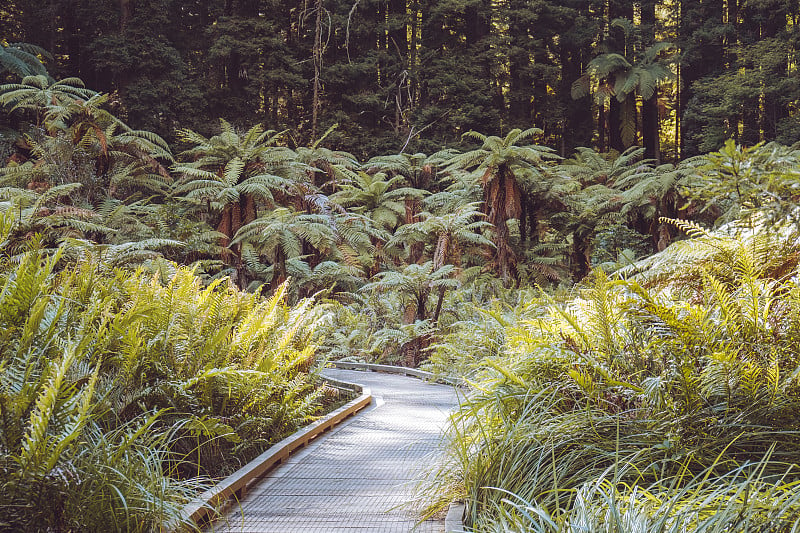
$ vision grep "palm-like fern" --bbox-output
[327,211,391,277]
[0,76,95,125]
[361,261,458,323]
[174,120,305,286]
[572,20,675,150]
[294,125,359,192]
[329,166,424,231]
[0,184,113,251]
[0,42,50,79]
[446,128,561,284]
[6,96,173,200]
[232,207,335,291]
[388,201,493,269]
[174,120,299,222]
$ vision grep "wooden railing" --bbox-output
[330,360,463,386]
[176,376,371,530]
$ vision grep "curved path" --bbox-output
[209,368,460,533]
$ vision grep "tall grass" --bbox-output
[480,454,800,532]
[424,224,800,531]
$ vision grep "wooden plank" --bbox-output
[176,378,372,530]
[210,368,459,532]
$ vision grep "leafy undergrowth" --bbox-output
[423,221,800,532]
[0,239,330,531]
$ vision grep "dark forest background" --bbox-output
[3,0,799,160]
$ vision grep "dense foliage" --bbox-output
[419,214,800,529]
[1,54,799,366]
[0,229,329,530]
[3,1,800,159]
[3,12,800,529]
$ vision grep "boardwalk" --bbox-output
[209,368,460,533]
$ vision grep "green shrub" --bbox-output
[0,241,328,530]
[426,223,800,531]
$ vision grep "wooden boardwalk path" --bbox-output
[208,368,460,533]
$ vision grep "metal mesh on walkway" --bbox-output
[209,368,459,533]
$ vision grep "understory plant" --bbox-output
[0,226,329,530]
[424,219,800,531]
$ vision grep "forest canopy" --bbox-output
[3,0,799,160]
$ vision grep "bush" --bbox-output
[0,242,328,530]
[425,223,800,531]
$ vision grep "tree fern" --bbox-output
[0,42,50,79]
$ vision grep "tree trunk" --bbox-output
[388,0,408,55]
[598,101,606,152]
[119,0,131,29]
[415,291,427,321]
[311,0,324,143]
[432,285,446,323]
[740,97,760,146]
[464,1,490,45]
[409,0,419,103]
[509,52,533,127]
[243,195,257,225]
[608,98,624,152]
[560,45,593,153]
[642,95,660,162]
[678,0,726,156]
[270,248,288,293]
[494,218,515,285]
[605,0,633,153]
[484,166,519,285]
[641,0,660,162]
[571,233,591,281]
[405,197,424,263]
[675,64,681,160]
[508,0,534,128]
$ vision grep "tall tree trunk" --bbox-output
[642,95,660,162]
[598,101,606,153]
[641,0,660,162]
[607,0,633,35]
[386,0,411,133]
[561,46,593,153]
[739,96,760,146]
[678,0,725,156]
[509,53,532,127]
[388,0,408,55]
[608,98,624,152]
[571,233,591,281]
[675,63,681,160]
[464,1,490,45]
[406,197,424,263]
[508,0,534,128]
[119,0,131,29]
[606,0,632,153]
[409,0,420,105]
[751,1,787,141]
[415,291,427,321]
[432,285,446,323]
[311,0,324,143]
[243,195,257,225]
[270,248,288,293]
